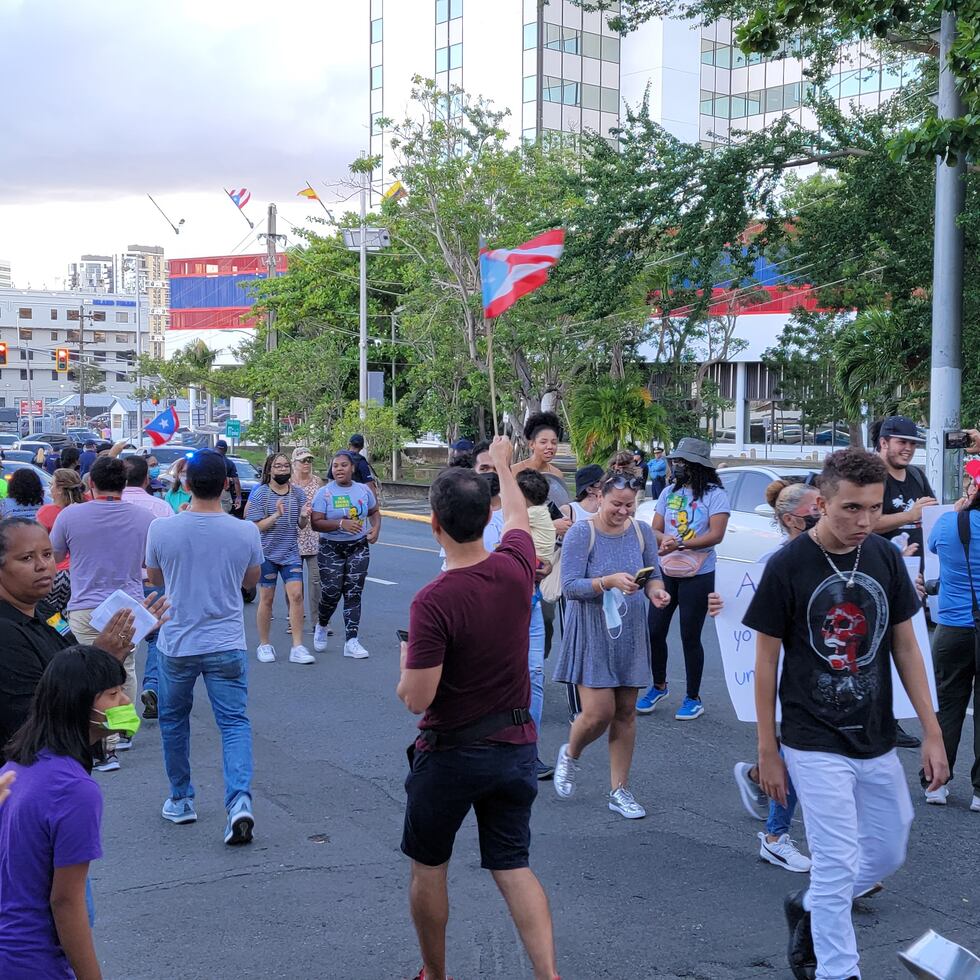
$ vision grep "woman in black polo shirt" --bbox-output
[0,518,165,759]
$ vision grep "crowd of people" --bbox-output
[0,413,978,979]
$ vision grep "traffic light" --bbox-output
[55,348,69,372]
[0,343,7,366]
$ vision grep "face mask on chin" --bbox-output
[272,473,290,486]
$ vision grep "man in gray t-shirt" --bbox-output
[145,450,263,846]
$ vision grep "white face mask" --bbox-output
[602,587,627,639]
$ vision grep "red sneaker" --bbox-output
[411,971,454,980]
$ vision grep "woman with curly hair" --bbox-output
[0,467,45,521]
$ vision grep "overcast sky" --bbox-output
[0,0,366,287]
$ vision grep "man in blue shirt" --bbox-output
[646,447,668,500]
[78,442,98,477]
[146,450,263,844]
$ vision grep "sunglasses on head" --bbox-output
[603,475,645,491]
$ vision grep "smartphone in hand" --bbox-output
[396,629,409,643]
[634,567,658,587]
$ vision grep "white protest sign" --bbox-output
[713,560,771,723]
[714,555,938,723]
[921,504,955,585]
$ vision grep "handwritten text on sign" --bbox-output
[713,557,938,723]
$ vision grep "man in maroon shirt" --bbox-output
[398,435,559,980]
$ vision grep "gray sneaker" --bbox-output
[553,743,579,799]
[733,761,769,820]
[608,785,646,819]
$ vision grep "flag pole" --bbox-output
[224,189,254,230]
[485,317,500,437]
[306,181,333,220]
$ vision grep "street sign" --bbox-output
[19,400,43,416]
[225,419,241,439]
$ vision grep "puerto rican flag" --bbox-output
[143,406,180,446]
[479,229,565,319]
[227,188,251,209]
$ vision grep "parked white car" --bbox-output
[636,464,820,564]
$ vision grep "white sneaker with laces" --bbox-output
[733,761,768,821]
[758,832,811,873]
[289,645,315,665]
[925,785,949,805]
[608,785,646,819]
[344,637,369,659]
[313,624,329,652]
[971,795,980,812]
[553,743,579,799]
[256,644,276,663]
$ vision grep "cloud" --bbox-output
[0,0,366,204]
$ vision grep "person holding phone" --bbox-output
[310,451,381,660]
[551,471,670,819]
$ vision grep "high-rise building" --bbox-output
[118,245,169,360]
[0,260,11,289]
[67,255,114,292]
[369,0,652,195]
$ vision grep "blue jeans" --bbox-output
[766,751,799,836]
[142,584,160,695]
[158,649,252,811]
[528,598,545,737]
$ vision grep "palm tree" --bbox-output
[569,379,671,465]
[833,307,929,422]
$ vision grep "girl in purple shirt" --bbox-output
[0,646,130,980]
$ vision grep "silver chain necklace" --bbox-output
[810,526,861,588]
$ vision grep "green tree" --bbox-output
[70,362,106,396]
[568,378,671,464]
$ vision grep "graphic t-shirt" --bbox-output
[312,481,376,543]
[245,483,305,564]
[655,483,731,575]
[407,529,537,749]
[744,532,920,759]
[0,499,41,520]
[0,751,102,978]
[881,466,935,554]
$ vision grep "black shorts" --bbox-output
[401,741,537,870]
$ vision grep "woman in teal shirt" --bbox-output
[164,458,192,513]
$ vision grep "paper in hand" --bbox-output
[90,590,158,646]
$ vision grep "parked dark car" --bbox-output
[66,428,112,451]
[35,432,74,452]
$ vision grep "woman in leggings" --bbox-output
[638,437,730,720]
[310,451,381,660]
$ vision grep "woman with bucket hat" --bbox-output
[638,437,730,720]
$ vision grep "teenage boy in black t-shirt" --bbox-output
[744,448,947,980]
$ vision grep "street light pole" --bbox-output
[927,11,966,501]
[359,160,368,424]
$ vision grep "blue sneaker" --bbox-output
[675,697,704,720]
[161,797,197,824]
[636,685,669,714]
[224,793,254,846]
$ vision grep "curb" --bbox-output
[381,509,431,524]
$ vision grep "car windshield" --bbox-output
[231,458,259,480]
[146,447,197,466]
[69,429,101,440]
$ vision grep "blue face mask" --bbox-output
[148,466,160,479]
[602,587,627,639]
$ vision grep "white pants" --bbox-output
[784,746,914,980]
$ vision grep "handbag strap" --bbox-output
[956,510,980,626]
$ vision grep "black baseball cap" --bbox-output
[575,464,605,497]
[215,439,228,451]
[451,438,474,452]
[880,416,924,444]
[349,434,364,449]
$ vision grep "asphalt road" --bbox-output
[93,517,979,980]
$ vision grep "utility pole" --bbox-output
[359,161,368,424]
[258,203,285,451]
[77,305,87,422]
[391,310,398,480]
[927,11,966,501]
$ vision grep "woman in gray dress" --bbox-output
[551,472,670,819]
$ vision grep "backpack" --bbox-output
[539,519,645,603]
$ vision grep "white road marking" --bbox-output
[366,576,397,586]
[376,541,439,555]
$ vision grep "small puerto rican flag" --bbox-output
[479,229,565,319]
[143,406,180,446]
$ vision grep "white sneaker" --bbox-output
[608,785,646,819]
[971,795,980,812]
[289,645,315,665]
[758,832,812,873]
[256,644,276,663]
[553,743,579,799]
[313,624,329,652]
[925,785,949,805]
[343,637,369,659]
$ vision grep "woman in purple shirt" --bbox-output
[0,646,130,980]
